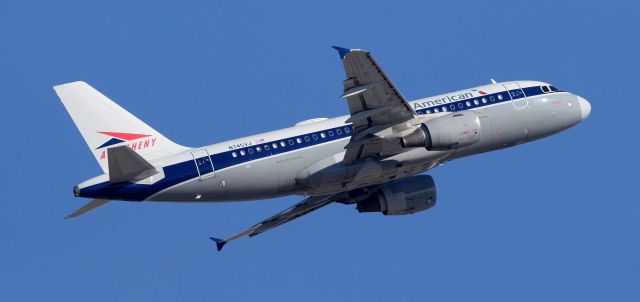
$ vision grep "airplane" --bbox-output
[55,46,591,251]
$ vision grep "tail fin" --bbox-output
[54,81,188,173]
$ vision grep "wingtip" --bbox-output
[209,237,227,251]
[53,81,88,92]
[331,46,351,60]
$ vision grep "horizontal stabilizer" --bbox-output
[108,145,159,183]
[65,199,110,219]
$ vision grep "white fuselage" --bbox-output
[75,80,589,202]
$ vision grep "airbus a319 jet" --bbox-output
[55,47,591,250]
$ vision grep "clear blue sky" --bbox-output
[1,0,638,301]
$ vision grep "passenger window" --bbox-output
[248,148,254,154]
[280,141,286,147]
[474,99,479,105]
[264,145,270,151]
[442,106,447,112]
[328,131,334,136]
[336,129,342,135]
[256,146,262,152]
[288,139,294,145]
[450,104,456,110]
[426,110,431,114]
[542,86,550,93]
[304,136,310,142]
[497,94,503,100]
[482,97,488,103]
[232,152,237,158]
[272,143,278,149]
[466,101,471,107]
[345,126,351,133]
[458,103,464,109]
[312,134,318,140]
[320,132,326,139]
[489,96,495,102]
[296,138,303,143]
[434,108,440,113]
[239,150,246,156]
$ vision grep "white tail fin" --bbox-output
[54,81,188,173]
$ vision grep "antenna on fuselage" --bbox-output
[490,78,497,84]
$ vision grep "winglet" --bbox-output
[331,46,351,60]
[209,237,227,251]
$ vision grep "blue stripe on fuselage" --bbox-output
[78,85,558,201]
[79,160,199,201]
[413,86,552,114]
[211,125,353,171]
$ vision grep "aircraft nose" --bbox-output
[577,96,591,121]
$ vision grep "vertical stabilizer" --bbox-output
[54,81,188,172]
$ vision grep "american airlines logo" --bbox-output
[413,90,489,110]
[96,131,157,160]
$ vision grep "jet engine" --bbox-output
[356,175,437,215]
[401,111,481,151]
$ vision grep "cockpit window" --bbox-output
[541,85,561,93]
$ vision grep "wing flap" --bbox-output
[345,106,394,123]
[339,83,375,99]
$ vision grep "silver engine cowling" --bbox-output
[356,175,437,215]
[402,111,481,151]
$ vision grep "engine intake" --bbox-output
[402,111,481,151]
[356,175,437,215]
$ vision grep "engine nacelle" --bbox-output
[356,175,437,215]
[402,111,481,151]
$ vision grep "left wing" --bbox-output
[210,194,335,251]
[332,46,418,163]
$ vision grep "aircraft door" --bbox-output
[503,82,528,109]
[191,149,215,179]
